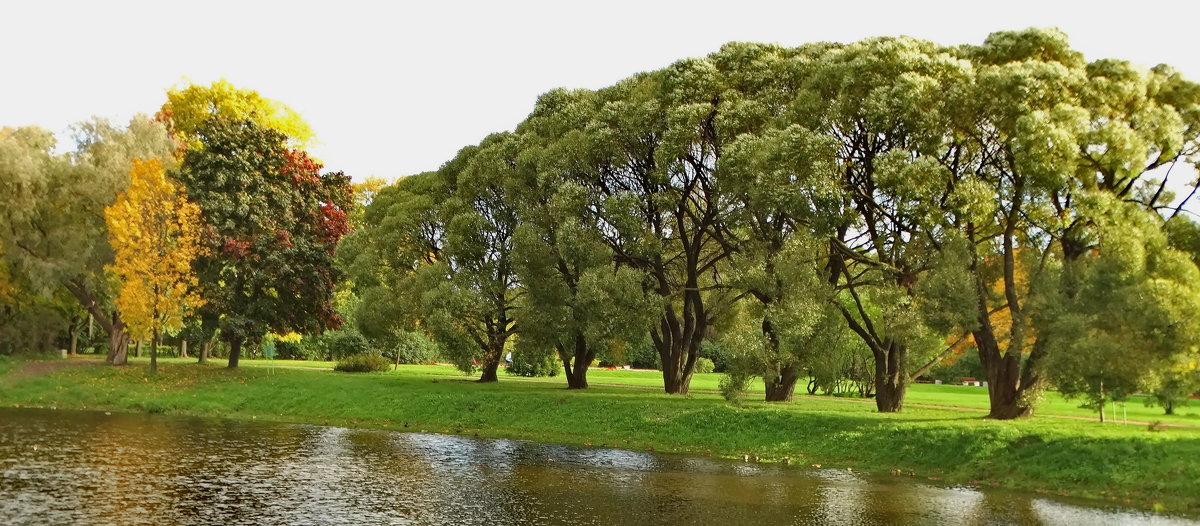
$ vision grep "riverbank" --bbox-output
[2,355,1198,514]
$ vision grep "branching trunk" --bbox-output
[874,342,908,412]
[761,318,800,402]
[653,282,706,395]
[558,334,593,389]
[61,278,128,365]
[976,336,1036,419]
[764,363,801,402]
[656,327,701,395]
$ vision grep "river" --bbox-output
[0,408,1193,525]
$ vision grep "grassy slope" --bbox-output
[2,355,1198,514]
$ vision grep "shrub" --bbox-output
[507,349,560,377]
[694,357,715,374]
[719,372,752,406]
[334,353,390,373]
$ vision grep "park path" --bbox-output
[8,358,101,380]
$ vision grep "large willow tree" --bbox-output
[352,28,1200,415]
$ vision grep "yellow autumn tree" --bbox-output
[105,158,206,373]
[157,79,315,148]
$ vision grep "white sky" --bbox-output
[3,0,1200,191]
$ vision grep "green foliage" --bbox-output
[698,341,732,373]
[1146,360,1200,415]
[928,351,985,385]
[333,353,390,373]
[388,330,440,365]
[1040,199,1200,415]
[693,357,715,374]
[506,348,560,377]
[718,372,751,406]
[0,117,177,363]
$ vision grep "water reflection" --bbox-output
[0,408,1194,525]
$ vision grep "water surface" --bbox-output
[0,408,1193,525]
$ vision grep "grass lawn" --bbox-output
[123,355,1200,426]
[4,354,1199,514]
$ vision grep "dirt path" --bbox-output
[8,358,103,381]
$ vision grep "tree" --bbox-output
[526,64,738,395]
[1146,357,1200,415]
[422,134,522,382]
[0,118,177,364]
[1039,198,1200,420]
[175,117,352,367]
[339,172,447,355]
[779,36,973,412]
[933,28,1200,419]
[158,79,314,148]
[105,158,206,373]
[721,122,845,401]
[510,94,657,389]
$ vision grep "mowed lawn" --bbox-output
[126,356,1200,427]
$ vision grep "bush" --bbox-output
[507,349,560,377]
[273,340,308,360]
[694,357,715,374]
[334,353,390,373]
[326,331,369,360]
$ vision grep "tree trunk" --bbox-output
[228,337,242,368]
[150,329,159,374]
[478,359,500,382]
[199,341,210,364]
[872,342,908,412]
[68,325,79,356]
[135,340,142,358]
[979,349,1032,419]
[61,279,127,364]
[107,322,129,365]
[560,334,592,389]
[764,363,801,402]
[1165,403,1175,415]
[656,326,700,395]
[179,340,188,359]
[477,337,503,382]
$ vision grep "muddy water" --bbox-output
[0,408,1193,525]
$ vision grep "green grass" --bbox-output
[3,354,1198,514]
[49,354,1200,426]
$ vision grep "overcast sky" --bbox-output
[4,0,1200,187]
